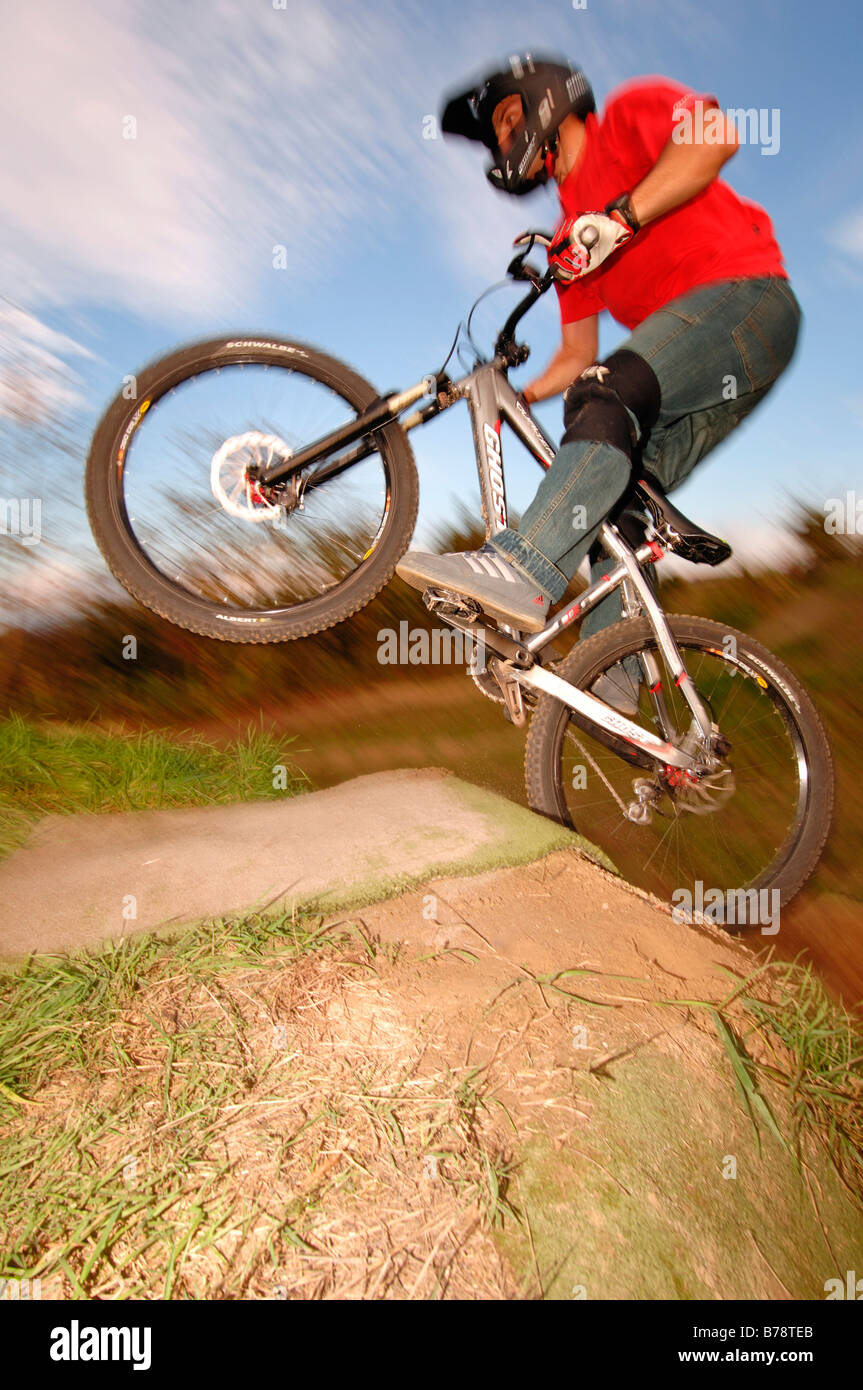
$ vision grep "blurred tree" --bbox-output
[787,497,860,569]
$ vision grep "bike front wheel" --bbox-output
[524,614,834,925]
[85,337,419,642]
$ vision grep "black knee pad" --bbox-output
[562,349,661,459]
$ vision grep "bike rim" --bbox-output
[111,362,395,616]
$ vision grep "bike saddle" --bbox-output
[634,474,733,567]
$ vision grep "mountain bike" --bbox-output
[85,231,834,925]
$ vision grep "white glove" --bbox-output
[549,211,634,283]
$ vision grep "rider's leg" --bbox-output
[567,276,802,666]
[396,278,800,641]
[500,276,800,598]
[488,347,662,598]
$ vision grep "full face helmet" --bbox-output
[440,52,595,195]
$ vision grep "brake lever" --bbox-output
[506,250,530,280]
[513,229,554,250]
[509,229,561,287]
[508,232,549,287]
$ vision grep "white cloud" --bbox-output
[832,207,863,261]
[0,306,93,362]
[0,1,424,318]
[0,0,640,321]
[0,302,92,424]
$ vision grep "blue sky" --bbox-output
[1,0,861,617]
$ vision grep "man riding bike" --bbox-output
[396,54,800,713]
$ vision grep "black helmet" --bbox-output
[440,53,595,195]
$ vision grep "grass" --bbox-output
[492,957,863,1300]
[0,909,520,1299]
[4,897,862,1299]
[2,895,862,1298]
[644,955,863,1210]
[0,714,310,860]
[723,958,863,1208]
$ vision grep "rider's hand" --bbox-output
[548,211,633,283]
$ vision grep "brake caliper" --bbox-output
[665,765,701,791]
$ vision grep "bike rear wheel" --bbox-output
[85,337,419,642]
[525,614,834,925]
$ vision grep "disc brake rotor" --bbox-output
[211,430,293,522]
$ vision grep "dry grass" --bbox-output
[0,916,524,1299]
[3,892,861,1301]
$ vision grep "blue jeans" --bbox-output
[490,276,802,634]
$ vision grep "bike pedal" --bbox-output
[423,587,482,622]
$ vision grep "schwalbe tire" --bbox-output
[85,336,420,643]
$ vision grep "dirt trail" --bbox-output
[278,850,863,1298]
[0,769,597,958]
[144,673,863,1008]
[3,768,859,1298]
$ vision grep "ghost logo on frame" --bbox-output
[49,1320,152,1371]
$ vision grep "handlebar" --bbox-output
[494,223,601,367]
[493,231,558,365]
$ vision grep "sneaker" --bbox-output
[396,544,550,633]
[590,668,641,717]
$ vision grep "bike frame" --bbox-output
[426,360,713,771]
[255,314,717,774]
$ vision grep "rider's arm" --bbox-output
[523,315,598,403]
[628,112,739,228]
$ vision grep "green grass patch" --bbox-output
[2,906,862,1299]
[498,1049,863,1300]
[721,958,863,1208]
[0,715,309,860]
[493,955,863,1299]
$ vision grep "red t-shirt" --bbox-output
[555,77,788,330]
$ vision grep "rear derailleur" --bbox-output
[625,728,734,824]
